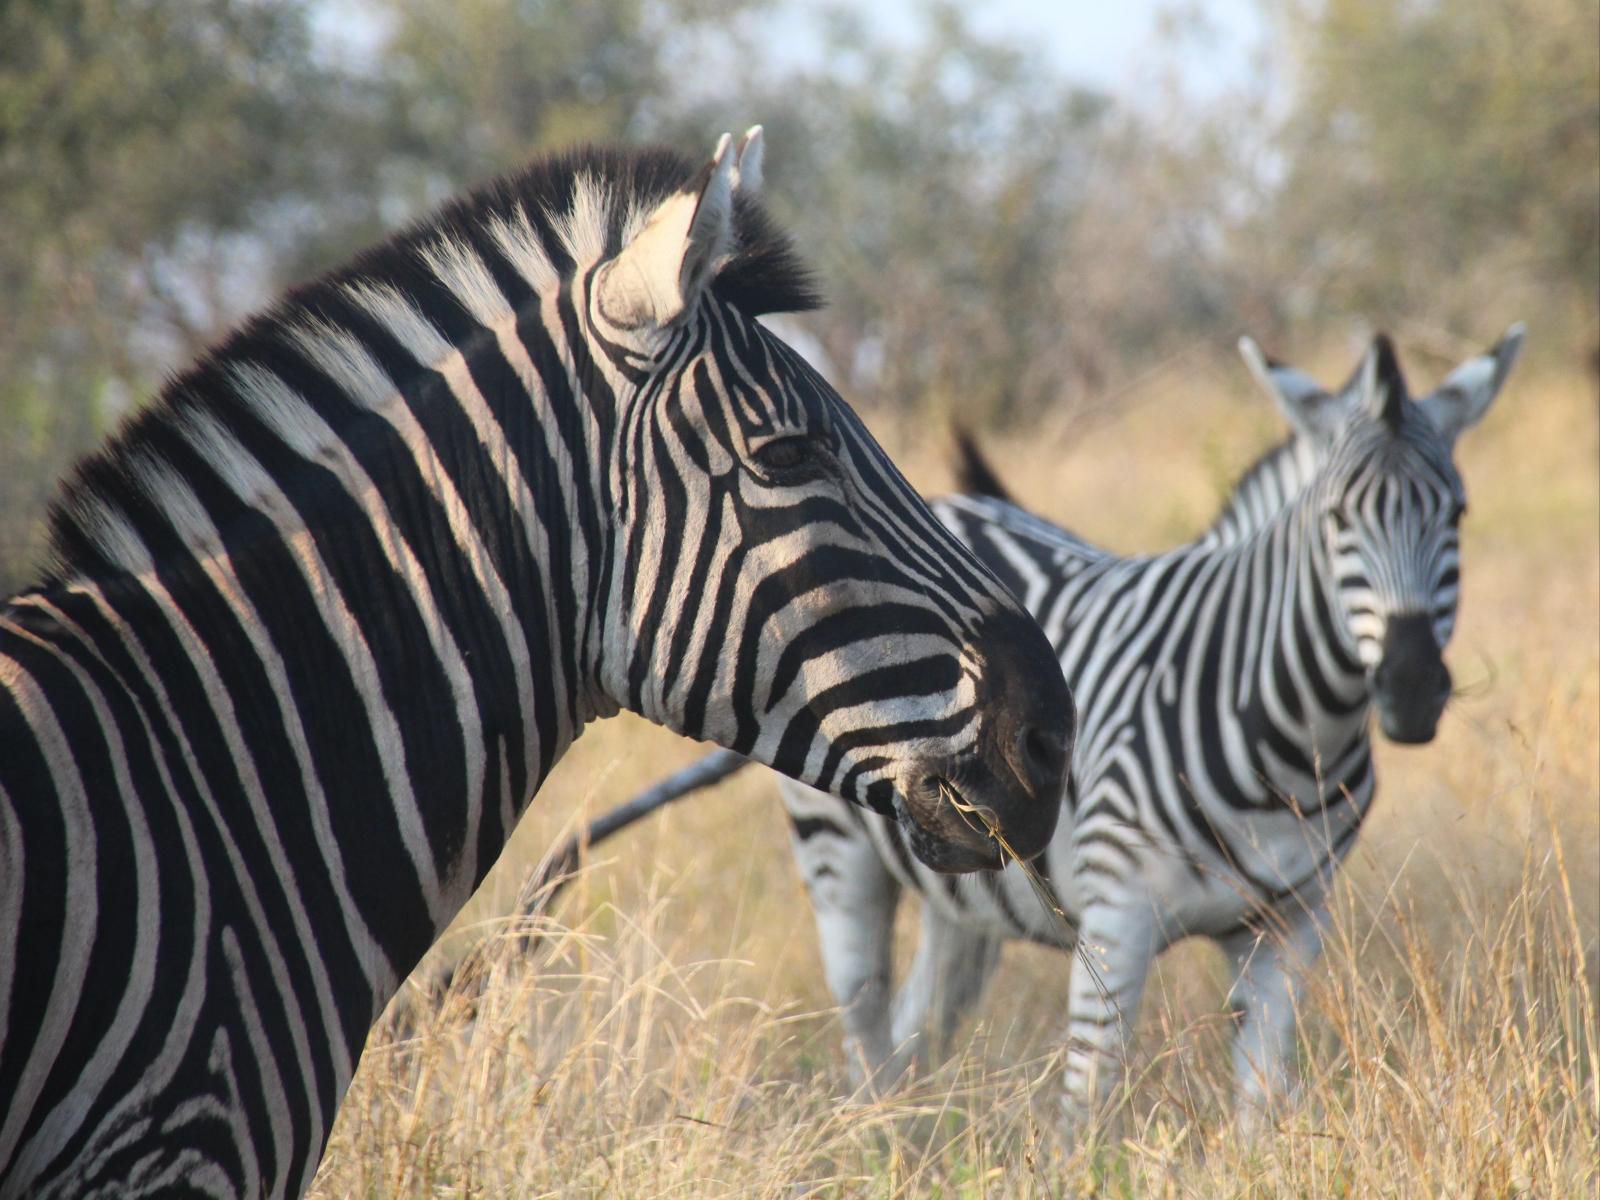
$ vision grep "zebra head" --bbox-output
[1298,328,1522,743]
[1235,325,1526,533]
[581,131,1071,871]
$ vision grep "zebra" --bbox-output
[0,129,1074,1198]
[1195,337,1345,547]
[544,325,1524,1126]
[787,327,1522,1124]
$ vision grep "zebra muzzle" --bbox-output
[1372,614,1451,744]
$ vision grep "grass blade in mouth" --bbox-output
[938,781,1114,1006]
[938,781,1077,943]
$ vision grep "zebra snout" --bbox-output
[962,607,1074,856]
[1372,613,1451,744]
[1017,724,1070,797]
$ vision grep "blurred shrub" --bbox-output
[1,0,1594,587]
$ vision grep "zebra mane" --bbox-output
[1197,431,1310,544]
[1218,432,1298,507]
[319,141,822,324]
[35,142,820,589]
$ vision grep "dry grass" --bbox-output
[311,345,1599,1197]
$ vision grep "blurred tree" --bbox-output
[4,0,1594,593]
[0,0,371,587]
[268,0,772,282]
[0,0,765,588]
[1261,0,1599,352]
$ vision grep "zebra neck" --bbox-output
[1262,508,1372,767]
[33,291,629,1010]
[235,306,623,928]
[1198,435,1314,548]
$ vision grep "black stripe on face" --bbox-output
[790,814,850,842]
[838,756,896,807]
[763,605,963,714]
[812,708,977,797]
[770,655,964,791]
[721,541,964,754]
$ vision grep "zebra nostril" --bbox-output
[1018,725,1067,789]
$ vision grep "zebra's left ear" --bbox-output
[1416,323,1525,445]
[1239,336,1350,443]
[594,132,738,332]
[731,125,764,196]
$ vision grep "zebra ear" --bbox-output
[594,132,737,331]
[1359,334,1409,430]
[1417,322,1525,445]
[1238,336,1348,443]
[732,125,764,196]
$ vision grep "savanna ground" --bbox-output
[310,344,1599,1198]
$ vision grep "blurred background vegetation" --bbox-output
[1,0,1595,590]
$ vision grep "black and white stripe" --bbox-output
[0,131,1073,1198]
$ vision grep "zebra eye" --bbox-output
[753,436,815,474]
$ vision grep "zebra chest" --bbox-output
[1059,732,1372,939]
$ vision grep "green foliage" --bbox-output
[0,0,761,588]
[1267,0,1600,334]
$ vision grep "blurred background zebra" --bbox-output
[1207,330,1523,549]
[0,131,1072,1198]
[789,328,1522,1123]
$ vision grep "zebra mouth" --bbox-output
[1373,691,1447,744]
[894,781,1007,874]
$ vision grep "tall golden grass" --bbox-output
[311,344,1598,1197]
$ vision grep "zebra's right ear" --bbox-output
[1417,322,1525,445]
[594,132,737,333]
[731,125,764,196]
[1238,336,1349,443]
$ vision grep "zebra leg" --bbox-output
[787,798,903,1088]
[887,903,1002,1080]
[1219,903,1327,1133]
[1060,900,1160,1123]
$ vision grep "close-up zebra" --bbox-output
[544,325,1524,1127]
[0,130,1074,1199]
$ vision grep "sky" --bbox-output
[317,1,1269,103]
[771,0,1266,97]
